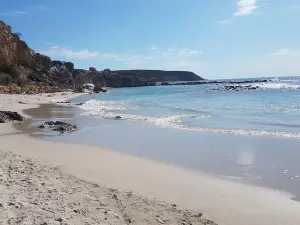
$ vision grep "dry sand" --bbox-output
[1,93,300,225]
[0,150,214,225]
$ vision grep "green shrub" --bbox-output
[13,32,22,38]
[0,73,12,85]
[28,72,45,82]
[7,66,21,80]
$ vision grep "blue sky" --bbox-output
[1,0,300,79]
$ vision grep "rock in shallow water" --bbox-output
[39,121,77,133]
[53,124,77,134]
[0,111,24,123]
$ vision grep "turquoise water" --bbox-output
[74,77,300,139]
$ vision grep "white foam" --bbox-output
[80,99,128,111]
[254,82,300,90]
[187,127,300,139]
[50,98,69,103]
[79,100,300,139]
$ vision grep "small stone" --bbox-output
[192,213,203,218]
[112,194,118,199]
[125,218,132,223]
[55,218,63,222]
[73,209,80,213]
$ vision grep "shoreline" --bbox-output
[1,93,300,225]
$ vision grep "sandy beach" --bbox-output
[1,93,300,225]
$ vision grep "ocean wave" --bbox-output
[80,99,132,111]
[253,82,300,90]
[262,106,300,113]
[81,109,192,128]
[167,106,212,116]
[79,100,300,139]
[50,98,69,103]
[187,127,300,139]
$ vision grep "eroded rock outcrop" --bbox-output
[0,111,24,123]
[0,22,33,70]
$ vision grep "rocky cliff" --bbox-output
[0,21,203,94]
[0,22,33,70]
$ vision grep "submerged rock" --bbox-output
[53,124,77,134]
[0,111,24,123]
[39,120,77,133]
[56,100,71,104]
[39,121,56,128]
[208,84,262,92]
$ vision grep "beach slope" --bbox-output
[1,93,300,225]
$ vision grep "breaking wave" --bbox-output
[251,82,300,90]
[79,99,300,139]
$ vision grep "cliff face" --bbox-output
[0,22,33,70]
[0,21,203,93]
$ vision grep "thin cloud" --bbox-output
[40,46,203,74]
[219,20,231,24]
[269,48,300,56]
[178,49,202,57]
[115,54,146,62]
[41,46,99,59]
[149,47,202,59]
[29,5,47,11]
[0,11,28,16]
[234,0,259,16]
[101,53,119,59]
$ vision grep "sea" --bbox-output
[25,76,300,201]
[74,76,300,139]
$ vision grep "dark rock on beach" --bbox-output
[115,116,122,119]
[39,121,69,127]
[0,111,24,123]
[39,121,77,133]
[56,100,71,104]
[53,124,77,134]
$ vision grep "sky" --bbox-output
[1,0,300,79]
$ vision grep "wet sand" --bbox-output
[22,103,300,202]
[2,93,300,225]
